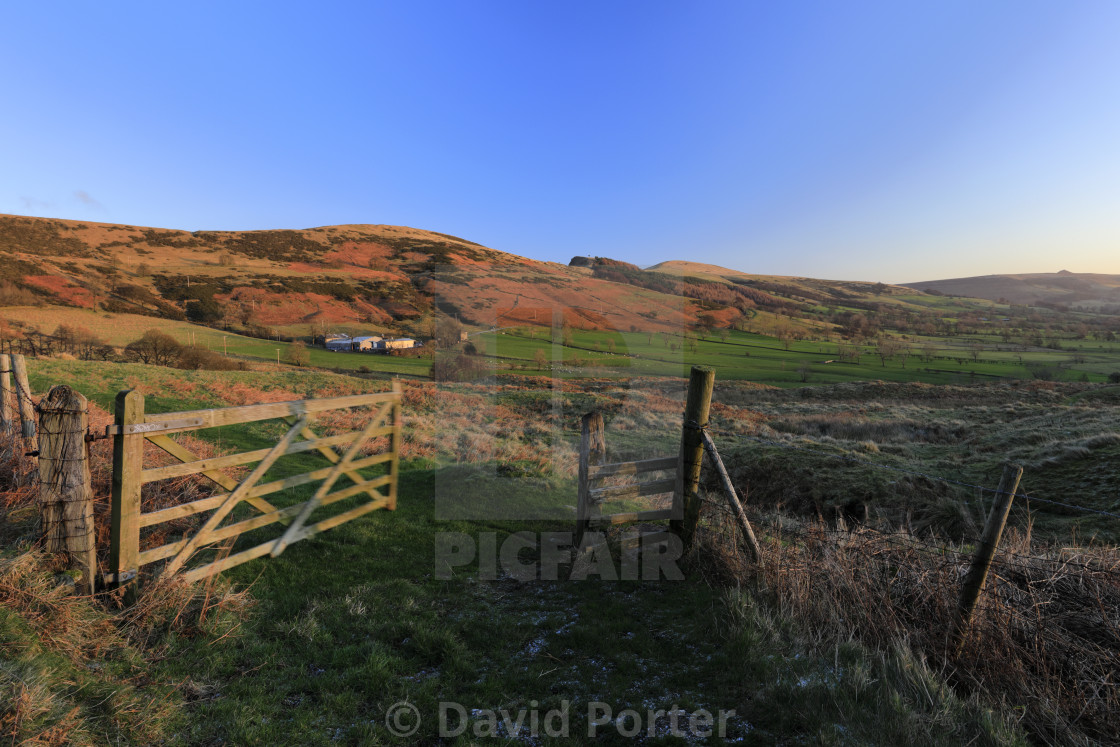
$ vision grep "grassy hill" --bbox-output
[902,271,1120,311]
[0,214,731,338]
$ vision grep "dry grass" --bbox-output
[0,415,255,745]
[693,504,1120,745]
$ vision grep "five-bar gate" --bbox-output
[108,384,401,587]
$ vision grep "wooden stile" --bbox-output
[573,410,681,545]
[589,456,677,480]
[590,478,677,503]
[574,412,605,549]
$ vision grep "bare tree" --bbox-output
[124,330,182,366]
[288,341,309,367]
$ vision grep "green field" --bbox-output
[6,303,1120,744]
[6,304,1120,387]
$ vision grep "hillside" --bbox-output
[902,271,1120,310]
[647,259,915,305]
[0,214,728,336]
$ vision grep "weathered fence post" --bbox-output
[701,430,764,566]
[11,354,37,446]
[670,366,714,552]
[575,411,606,550]
[110,389,145,599]
[0,353,12,436]
[37,386,96,595]
[951,463,1023,655]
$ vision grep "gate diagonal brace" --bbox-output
[271,407,392,557]
[145,433,284,520]
[281,399,393,504]
[161,415,311,578]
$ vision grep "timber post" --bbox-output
[37,386,96,595]
[670,366,714,552]
[110,389,145,600]
[951,463,1023,655]
[575,411,606,550]
[11,354,36,446]
[701,430,763,566]
[0,353,12,436]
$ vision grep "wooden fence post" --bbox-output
[37,386,96,595]
[575,412,605,550]
[700,430,764,566]
[670,366,714,552]
[11,354,36,445]
[0,353,12,436]
[951,463,1023,655]
[110,389,145,599]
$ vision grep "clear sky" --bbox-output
[2,1,1118,283]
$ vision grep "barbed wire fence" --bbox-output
[686,423,1120,745]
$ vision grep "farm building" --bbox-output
[352,335,383,351]
[380,337,419,351]
[324,335,353,351]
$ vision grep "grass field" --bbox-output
[8,305,1120,389]
[6,318,1120,744]
[6,358,1038,744]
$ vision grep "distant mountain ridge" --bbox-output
[902,272,1120,309]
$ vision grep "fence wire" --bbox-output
[690,431,1120,746]
[704,423,1120,520]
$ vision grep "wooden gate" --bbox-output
[108,384,401,587]
[575,411,679,551]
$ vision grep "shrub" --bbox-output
[123,330,182,365]
[176,345,240,371]
[185,298,223,323]
[287,341,309,367]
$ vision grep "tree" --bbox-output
[124,330,182,366]
[435,317,464,348]
[533,348,547,371]
[288,341,309,367]
[797,361,812,383]
[874,338,902,367]
[186,297,223,323]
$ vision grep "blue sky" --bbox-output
[2,1,1118,282]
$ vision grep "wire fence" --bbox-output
[689,427,1120,746]
[703,422,1120,520]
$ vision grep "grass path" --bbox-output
[151,467,1022,746]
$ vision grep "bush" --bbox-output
[433,353,487,382]
[123,330,182,366]
[287,341,309,367]
[185,298,224,323]
[1109,372,1120,384]
[177,345,240,371]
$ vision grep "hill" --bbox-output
[0,214,734,337]
[902,271,1120,310]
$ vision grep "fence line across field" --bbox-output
[703,424,1120,521]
